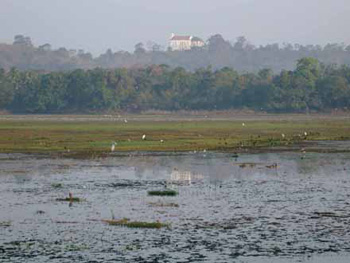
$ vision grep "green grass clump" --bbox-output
[104,218,169,229]
[0,221,11,227]
[148,190,178,196]
[56,197,82,202]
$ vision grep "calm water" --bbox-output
[1,152,350,262]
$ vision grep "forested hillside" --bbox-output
[1,35,350,72]
[1,57,349,113]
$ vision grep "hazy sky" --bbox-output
[1,0,349,55]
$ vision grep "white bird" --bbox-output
[160,139,164,143]
[242,123,245,127]
[304,132,308,136]
[111,142,117,152]
[142,134,146,140]
[124,119,128,123]
[281,133,285,139]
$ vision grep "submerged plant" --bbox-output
[125,244,141,251]
[51,183,63,188]
[64,243,89,252]
[125,221,169,229]
[148,190,178,196]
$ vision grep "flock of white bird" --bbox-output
[110,120,309,154]
[111,134,157,152]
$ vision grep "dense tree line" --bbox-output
[1,35,350,72]
[0,57,350,113]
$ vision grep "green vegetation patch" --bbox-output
[0,221,11,227]
[103,218,169,229]
[1,116,350,155]
[56,197,82,202]
[148,190,178,196]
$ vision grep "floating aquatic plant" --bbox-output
[148,190,178,196]
[56,193,83,202]
[103,218,169,229]
[237,163,257,168]
[125,244,141,251]
[266,163,278,169]
[56,197,82,202]
[0,221,11,227]
[148,202,179,208]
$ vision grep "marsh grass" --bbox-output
[103,218,169,229]
[1,116,350,155]
[148,190,178,196]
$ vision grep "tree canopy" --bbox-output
[1,58,349,113]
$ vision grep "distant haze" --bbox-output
[1,0,349,55]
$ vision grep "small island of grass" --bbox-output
[148,190,178,196]
[103,218,169,229]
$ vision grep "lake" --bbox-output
[1,152,350,262]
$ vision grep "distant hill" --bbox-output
[1,34,350,72]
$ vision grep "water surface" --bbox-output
[1,152,350,262]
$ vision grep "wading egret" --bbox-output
[111,142,117,152]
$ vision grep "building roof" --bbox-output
[170,35,192,41]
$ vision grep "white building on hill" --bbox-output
[169,33,205,51]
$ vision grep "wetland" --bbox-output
[1,114,350,262]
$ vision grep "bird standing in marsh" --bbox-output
[111,142,117,152]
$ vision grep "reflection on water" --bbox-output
[1,152,350,262]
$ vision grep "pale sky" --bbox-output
[0,0,349,55]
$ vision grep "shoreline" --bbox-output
[1,141,350,159]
